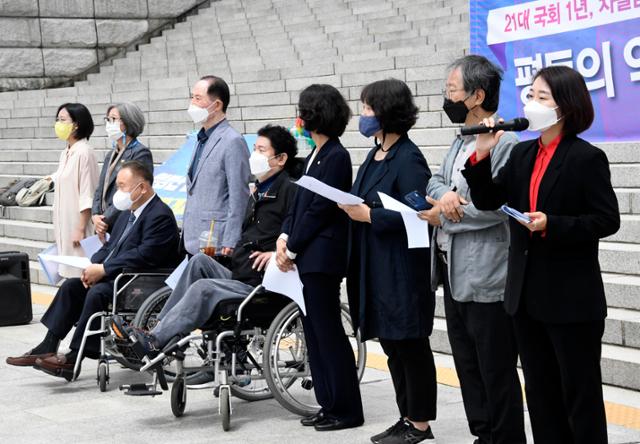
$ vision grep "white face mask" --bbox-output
[112,183,142,211]
[249,151,274,178]
[105,121,124,143]
[524,100,560,132]
[187,103,210,124]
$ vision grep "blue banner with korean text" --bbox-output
[470,0,640,142]
[153,133,257,223]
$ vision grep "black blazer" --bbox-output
[92,194,181,279]
[92,140,154,227]
[281,138,352,276]
[462,135,620,323]
[231,171,297,286]
[347,135,434,341]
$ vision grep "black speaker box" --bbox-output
[0,251,32,326]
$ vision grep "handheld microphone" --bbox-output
[459,118,529,136]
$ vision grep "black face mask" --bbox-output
[443,97,470,124]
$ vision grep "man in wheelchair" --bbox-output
[6,161,181,380]
[112,125,298,361]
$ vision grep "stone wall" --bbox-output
[0,0,209,91]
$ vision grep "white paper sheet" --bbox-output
[39,254,92,270]
[37,244,61,286]
[378,192,430,249]
[80,234,109,258]
[165,255,189,290]
[262,253,306,315]
[295,175,364,206]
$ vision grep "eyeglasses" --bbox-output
[442,88,464,99]
[104,117,121,124]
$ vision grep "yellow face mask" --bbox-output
[54,121,74,141]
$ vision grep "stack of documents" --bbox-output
[37,234,107,285]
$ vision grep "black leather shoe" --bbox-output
[314,417,364,431]
[301,411,325,426]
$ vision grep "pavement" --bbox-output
[1,302,640,444]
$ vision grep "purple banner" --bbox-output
[470,0,640,142]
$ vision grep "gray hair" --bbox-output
[446,55,503,113]
[107,102,145,139]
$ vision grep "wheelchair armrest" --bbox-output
[121,268,174,276]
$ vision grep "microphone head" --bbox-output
[513,117,529,131]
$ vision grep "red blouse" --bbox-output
[468,134,562,211]
[529,134,562,212]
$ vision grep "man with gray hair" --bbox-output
[182,75,250,257]
[92,102,153,240]
[420,55,526,444]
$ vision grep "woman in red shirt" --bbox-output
[462,66,620,444]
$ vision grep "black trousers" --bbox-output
[41,278,113,358]
[441,265,525,444]
[379,337,437,422]
[514,308,607,444]
[300,272,364,422]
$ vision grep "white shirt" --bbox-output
[132,193,157,221]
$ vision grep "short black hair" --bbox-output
[121,160,154,186]
[533,66,594,136]
[298,84,351,138]
[257,124,299,174]
[447,55,503,113]
[200,75,230,112]
[57,103,94,140]
[360,78,418,134]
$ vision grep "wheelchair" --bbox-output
[132,284,367,431]
[71,268,177,392]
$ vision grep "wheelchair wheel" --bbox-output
[171,376,187,417]
[132,285,171,331]
[263,302,316,416]
[341,303,367,382]
[264,302,367,416]
[133,286,206,383]
[219,385,231,431]
[229,333,273,401]
[97,361,109,392]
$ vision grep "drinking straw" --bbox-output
[207,219,215,248]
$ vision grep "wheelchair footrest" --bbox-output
[120,383,163,397]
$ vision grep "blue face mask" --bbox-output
[359,115,382,138]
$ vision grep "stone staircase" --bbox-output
[0,0,638,391]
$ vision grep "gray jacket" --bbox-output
[426,132,518,303]
[91,140,153,227]
[182,119,250,255]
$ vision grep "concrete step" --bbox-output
[29,260,50,286]
[429,316,640,391]
[604,273,640,311]
[0,219,54,243]
[0,146,174,164]
[600,241,640,275]
[0,236,50,262]
[605,307,640,350]
[0,205,53,223]
[611,164,640,188]
[600,343,640,390]
[607,215,640,244]
[432,290,640,349]
[616,188,640,214]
